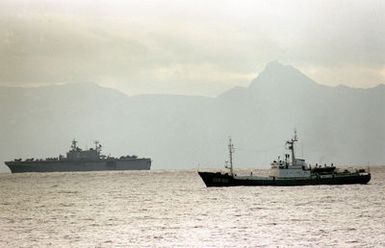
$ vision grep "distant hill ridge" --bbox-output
[1,62,384,172]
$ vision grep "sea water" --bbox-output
[0,167,384,247]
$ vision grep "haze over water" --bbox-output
[1,168,384,247]
[1,1,384,247]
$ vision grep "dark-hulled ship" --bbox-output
[198,132,371,187]
[5,140,151,173]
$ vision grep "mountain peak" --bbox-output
[264,60,287,70]
[249,61,317,90]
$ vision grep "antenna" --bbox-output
[293,128,298,142]
[227,137,235,176]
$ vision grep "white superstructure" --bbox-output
[269,131,311,178]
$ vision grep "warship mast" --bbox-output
[286,130,298,166]
[226,137,235,176]
[94,141,102,156]
[71,139,78,151]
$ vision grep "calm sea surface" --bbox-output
[1,167,385,247]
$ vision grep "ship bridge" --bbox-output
[66,140,101,160]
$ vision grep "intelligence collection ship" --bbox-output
[5,140,151,173]
[198,132,371,187]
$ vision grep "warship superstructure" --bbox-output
[5,140,151,173]
[198,132,371,187]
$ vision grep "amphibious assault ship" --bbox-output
[5,140,151,173]
[198,132,371,187]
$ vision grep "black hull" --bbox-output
[5,159,151,173]
[198,172,371,187]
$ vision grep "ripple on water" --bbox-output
[0,168,385,247]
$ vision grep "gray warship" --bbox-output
[5,140,151,173]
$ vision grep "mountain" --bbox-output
[1,62,384,172]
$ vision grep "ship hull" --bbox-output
[198,171,371,187]
[5,159,151,173]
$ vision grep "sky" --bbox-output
[0,0,384,96]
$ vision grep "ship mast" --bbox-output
[71,139,78,151]
[94,140,102,155]
[228,137,234,176]
[286,130,298,165]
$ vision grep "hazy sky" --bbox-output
[1,0,384,96]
